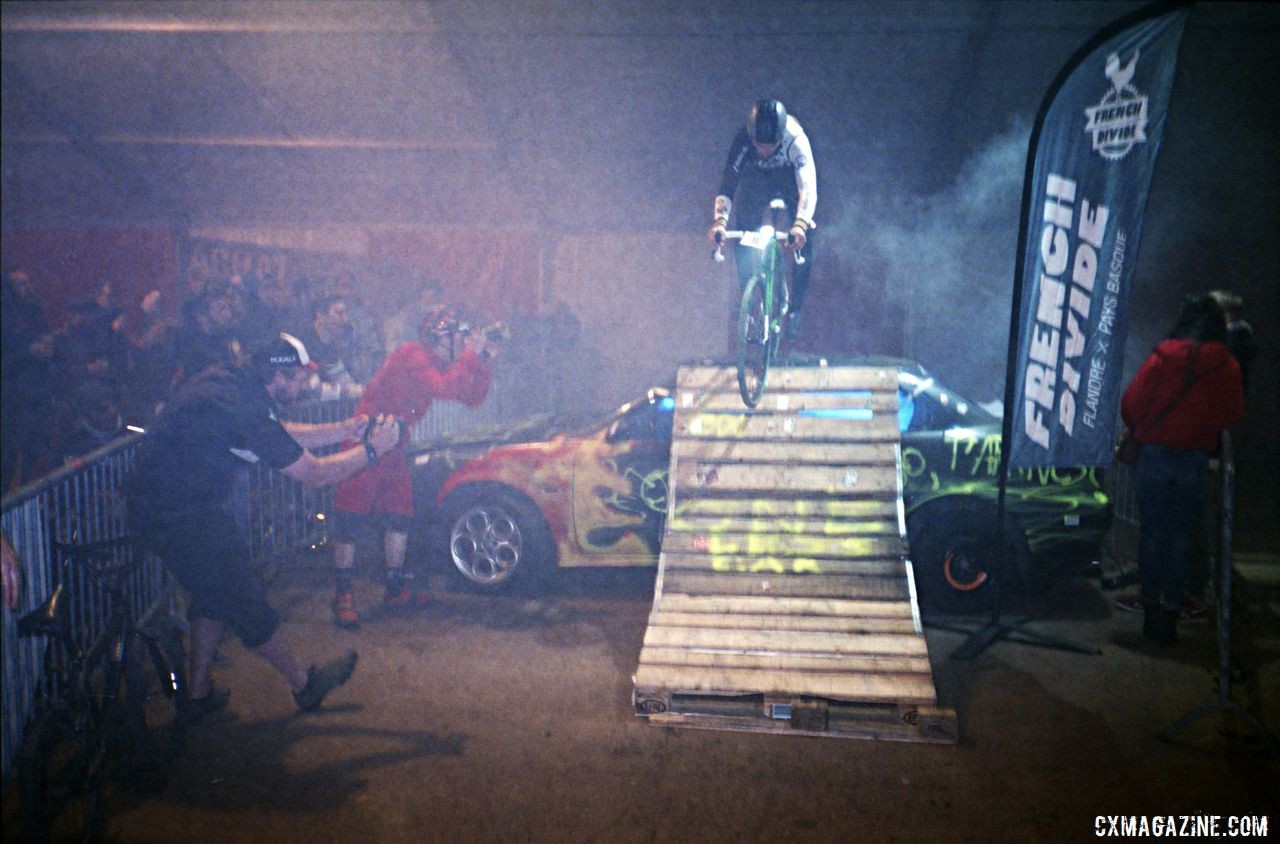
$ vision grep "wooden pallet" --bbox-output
[632,364,957,743]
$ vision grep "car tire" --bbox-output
[438,485,555,593]
[906,498,1031,615]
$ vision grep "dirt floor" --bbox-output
[6,553,1278,843]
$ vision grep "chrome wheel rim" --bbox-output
[450,504,524,585]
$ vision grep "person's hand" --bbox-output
[346,413,370,440]
[707,221,728,246]
[2,535,21,612]
[787,224,807,252]
[141,290,162,316]
[365,414,401,456]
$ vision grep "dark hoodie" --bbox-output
[1121,338,1243,452]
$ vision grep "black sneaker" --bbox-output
[294,650,358,712]
[178,687,231,725]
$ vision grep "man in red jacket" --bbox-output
[1120,294,1243,645]
[330,309,499,628]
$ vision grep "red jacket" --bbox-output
[354,342,492,423]
[1121,339,1243,452]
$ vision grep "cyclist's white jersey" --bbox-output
[713,114,816,230]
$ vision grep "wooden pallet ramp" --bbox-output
[633,364,957,743]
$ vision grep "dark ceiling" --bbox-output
[11,0,1257,232]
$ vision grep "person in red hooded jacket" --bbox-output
[329,308,498,628]
[1120,294,1243,645]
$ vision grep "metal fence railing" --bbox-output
[0,434,166,781]
[1,389,507,779]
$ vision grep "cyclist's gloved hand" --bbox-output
[787,224,807,251]
[707,221,727,246]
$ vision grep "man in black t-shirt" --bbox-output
[128,333,400,717]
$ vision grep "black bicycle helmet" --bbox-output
[747,99,787,145]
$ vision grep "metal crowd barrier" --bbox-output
[0,434,167,781]
[1,388,506,779]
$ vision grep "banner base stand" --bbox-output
[948,615,1101,660]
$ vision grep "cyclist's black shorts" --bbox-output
[131,509,279,649]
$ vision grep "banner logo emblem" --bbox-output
[1083,51,1149,161]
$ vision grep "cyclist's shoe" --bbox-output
[178,686,231,725]
[784,310,802,342]
[330,591,360,629]
[294,650,358,712]
[384,581,413,608]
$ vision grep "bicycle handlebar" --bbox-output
[712,229,806,265]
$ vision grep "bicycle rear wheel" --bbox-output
[19,705,107,843]
[736,273,771,408]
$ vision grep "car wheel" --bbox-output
[907,498,1030,615]
[439,486,554,592]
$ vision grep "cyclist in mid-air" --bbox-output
[707,98,817,341]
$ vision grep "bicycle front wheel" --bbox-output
[18,705,107,843]
[736,272,771,407]
[124,624,188,792]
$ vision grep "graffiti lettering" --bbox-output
[686,413,750,438]
[711,556,823,574]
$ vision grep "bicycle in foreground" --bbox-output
[16,537,189,843]
[713,200,806,408]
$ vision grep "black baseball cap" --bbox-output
[258,332,317,371]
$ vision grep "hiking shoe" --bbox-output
[331,591,360,629]
[1142,606,1179,646]
[1179,595,1209,624]
[178,687,231,725]
[1113,592,1149,614]
[1116,591,1207,623]
[294,650,358,712]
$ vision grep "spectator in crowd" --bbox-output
[284,276,318,337]
[329,309,500,628]
[332,270,385,383]
[1208,289,1258,399]
[1120,293,1244,646]
[51,378,126,464]
[130,289,179,419]
[298,292,363,400]
[257,271,305,338]
[230,272,280,350]
[2,268,59,491]
[383,278,445,358]
[54,296,131,391]
[126,332,400,718]
[172,283,244,387]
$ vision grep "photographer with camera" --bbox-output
[329,307,504,627]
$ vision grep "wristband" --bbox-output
[363,441,378,465]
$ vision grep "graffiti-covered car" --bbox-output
[893,360,1110,611]
[410,361,1111,611]
[410,389,675,590]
